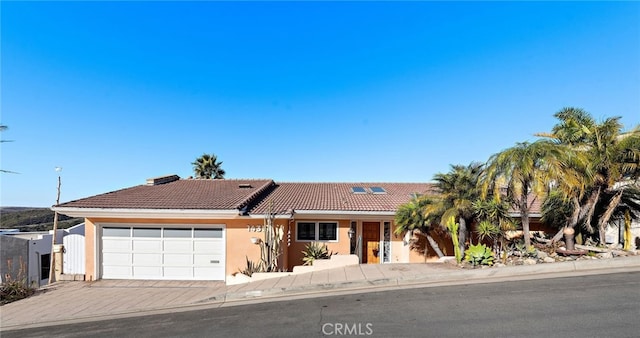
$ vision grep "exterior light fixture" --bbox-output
[347,228,355,239]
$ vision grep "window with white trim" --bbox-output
[296,221,338,241]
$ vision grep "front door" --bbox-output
[362,222,380,264]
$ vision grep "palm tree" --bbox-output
[538,108,640,245]
[432,162,483,254]
[481,140,578,249]
[394,197,445,259]
[192,153,226,179]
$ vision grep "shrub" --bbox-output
[1,259,36,305]
[301,242,334,266]
[464,243,495,267]
[237,256,262,277]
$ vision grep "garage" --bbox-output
[101,225,225,281]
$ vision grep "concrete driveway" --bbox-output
[0,280,226,329]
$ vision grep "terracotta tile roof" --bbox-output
[57,179,275,210]
[249,182,438,214]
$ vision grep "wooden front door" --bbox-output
[362,222,380,264]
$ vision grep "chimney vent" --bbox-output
[146,175,180,186]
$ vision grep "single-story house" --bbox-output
[53,175,451,282]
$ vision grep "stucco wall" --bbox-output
[0,235,29,283]
[85,217,293,280]
[287,219,351,269]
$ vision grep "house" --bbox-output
[0,230,61,287]
[0,224,86,286]
[52,175,442,282]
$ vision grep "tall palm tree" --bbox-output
[538,108,640,244]
[394,197,445,259]
[481,140,578,249]
[192,153,226,179]
[432,162,483,254]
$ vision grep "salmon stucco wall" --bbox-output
[84,219,96,281]
[84,217,292,279]
[287,219,351,269]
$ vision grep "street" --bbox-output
[4,271,639,337]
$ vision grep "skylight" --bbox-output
[370,187,386,194]
[351,186,367,194]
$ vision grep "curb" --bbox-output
[219,255,640,302]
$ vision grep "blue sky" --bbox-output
[1,1,639,207]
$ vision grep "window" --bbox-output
[103,227,130,237]
[370,186,386,194]
[351,186,367,194]
[319,222,337,241]
[297,222,316,241]
[194,228,223,238]
[297,222,338,241]
[133,228,161,238]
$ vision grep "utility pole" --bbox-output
[48,167,62,284]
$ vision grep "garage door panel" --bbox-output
[194,241,224,254]
[133,240,162,252]
[102,239,131,252]
[103,253,130,265]
[133,266,162,277]
[164,253,192,266]
[194,254,223,265]
[164,267,192,277]
[133,253,162,265]
[103,266,131,278]
[194,267,224,279]
[164,240,192,253]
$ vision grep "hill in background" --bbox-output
[0,207,83,232]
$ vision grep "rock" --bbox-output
[524,258,537,265]
[612,250,628,257]
[494,263,506,268]
[597,252,613,259]
[537,251,549,259]
[543,257,555,263]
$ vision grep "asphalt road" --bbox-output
[4,271,639,338]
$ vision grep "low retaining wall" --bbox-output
[227,254,359,285]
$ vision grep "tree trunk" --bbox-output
[520,194,531,249]
[597,190,623,245]
[582,188,601,233]
[564,227,576,251]
[458,217,467,254]
[426,234,445,258]
[551,227,564,243]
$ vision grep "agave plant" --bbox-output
[301,242,333,266]
[464,243,495,267]
[237,256,262,277]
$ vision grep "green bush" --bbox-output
[464,243,495,267]
[301,242,334,266]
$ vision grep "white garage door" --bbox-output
[101,226,225,280]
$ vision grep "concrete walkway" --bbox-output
[2,256,640,331]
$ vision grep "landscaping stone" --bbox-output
[524,258,537,265]
[537,251,549,259]
[597,252,613,259]
[543,257,555,263]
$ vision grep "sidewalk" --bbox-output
[2,255,640,331]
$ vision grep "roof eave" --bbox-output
[51,207,243,219]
